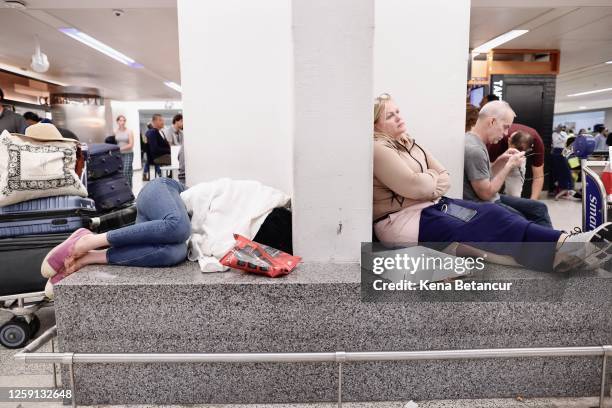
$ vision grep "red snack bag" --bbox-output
[220,234,301,277]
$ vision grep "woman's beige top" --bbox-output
[373,134,451,221]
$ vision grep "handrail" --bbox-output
[15,325,612,408]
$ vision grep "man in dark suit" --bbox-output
[0,88,27,134]
[145,113,171,177]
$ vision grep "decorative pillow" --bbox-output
[0,130,87,207]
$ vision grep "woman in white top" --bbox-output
[114,115,135,188]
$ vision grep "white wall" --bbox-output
[603,108,612,131]
[176,0,293,193]
[292,0,374,262]
[554,110,605,133]
[374,0,471,198]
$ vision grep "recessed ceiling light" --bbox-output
[472,30,529,54]
[579,106,587,109]
[568,87,612,97]
[59,28,143,68]
[164,81,182,93]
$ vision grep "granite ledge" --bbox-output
[56,259,612,288]
[57,261,361,287]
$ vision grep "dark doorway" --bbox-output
[490,75,557,197]
[504,84,544,133]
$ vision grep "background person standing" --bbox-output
[114,115,135,188]
[145,114,171,177]
[166,114,185,183]
[0,87,26,134]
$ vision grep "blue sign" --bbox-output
[584,171,605,231]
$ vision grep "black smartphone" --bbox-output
[444,202,477,222]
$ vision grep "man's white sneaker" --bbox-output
[554,222,612,273]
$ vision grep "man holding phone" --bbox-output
[463,101,553,227]
[487,122,546,200]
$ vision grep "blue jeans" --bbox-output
[496,194,552,228]
[550,148,573,190]
[106,178,190,267]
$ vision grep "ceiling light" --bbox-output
[30,36,49,73]
[3,0,27,10]
[606,60,612,64]
[567,87,612,97]
[164,81,182,93]
[58,28,143,68]
[472,30,529,54]
[579,106,587,109]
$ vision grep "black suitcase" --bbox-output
[90,205,138,233]
[87,173,134,212]
[87,143,123,180]
[0,233,70,296]
[0,196,97,238]
[254,207,293,254]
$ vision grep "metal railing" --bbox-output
[15,325,612,408]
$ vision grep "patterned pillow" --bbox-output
[0,130,87,207]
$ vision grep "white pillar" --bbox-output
[292,0,374,262]
[374,0,471,198]
[176,0,293,193]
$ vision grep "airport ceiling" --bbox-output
[0,0,611,112]
[472,0,612,113]
[0,0,180,101]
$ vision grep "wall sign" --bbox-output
[492,79,504,101]
[583,167,606,231]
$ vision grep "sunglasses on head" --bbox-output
[376,93,391,102]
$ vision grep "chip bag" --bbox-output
[220,234,301,277]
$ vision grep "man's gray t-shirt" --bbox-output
[463,132,499,202]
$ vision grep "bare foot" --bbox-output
[64,254,78,271]
[65,254,87,275]
[70,234,92,259]
[65,250,108,275]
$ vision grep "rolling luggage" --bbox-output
[87,173,134,212]
[90,204,138,233]
[0,196,97,238]
[0,233,70,296]
[87,143,123,180]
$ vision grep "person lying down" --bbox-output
[41,177,290,298]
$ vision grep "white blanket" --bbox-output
[180,178,290,272]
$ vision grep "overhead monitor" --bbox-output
[469,86,485,107]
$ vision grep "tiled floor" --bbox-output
[541,195,583,232]
[0,180,604,407]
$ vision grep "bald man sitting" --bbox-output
[463,101,553,228]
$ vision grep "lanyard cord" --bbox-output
[389,139,430,207]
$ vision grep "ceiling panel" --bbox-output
[0,6,180,101]
[470,7,549,46]
[503,7,612,48]
[13,0,176,9]
[470,5,612,112]
[48,8,180,83]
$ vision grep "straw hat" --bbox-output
[20,123,78,143]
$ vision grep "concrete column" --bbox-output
[292,0,374,262]
[374,0,471,198]
[176,0,293,193]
